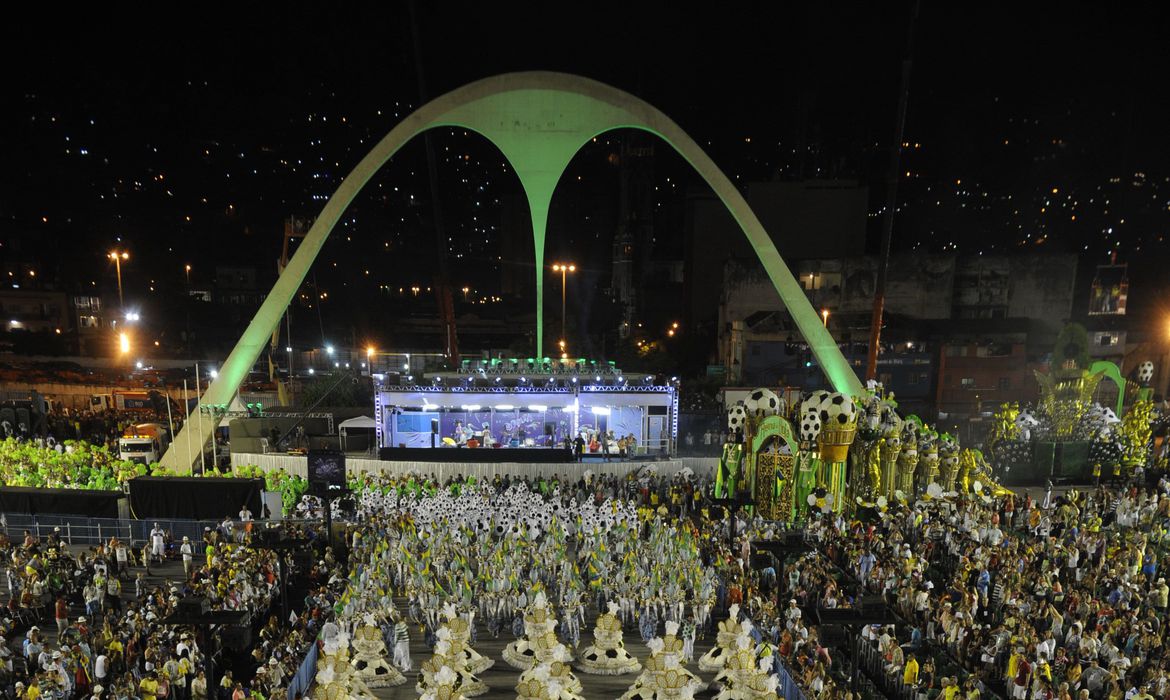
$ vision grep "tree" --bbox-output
[612,339,678,376]
[1052,323,1090,372]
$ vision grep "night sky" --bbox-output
[3,2,1169,348]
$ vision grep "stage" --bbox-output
[0,486,123,518]
[374,382,678,456]
[231,452,716,481]
[378,446,576,463]
[128,477,265,520]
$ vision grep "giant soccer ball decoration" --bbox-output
[799,412,822,444]
[745,388,781,419]
[1016,409,1040,430]
[1138,361,1155,385]
[800,390,830,421]
[1088,404,1120,426]
[818,393,856,427]
[727,403,748,432]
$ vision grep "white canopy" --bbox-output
[339,415,377,453]
[339,415,377,432]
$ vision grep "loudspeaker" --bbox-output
[255,528,283,547]
[178,597,210,617]
[782,532,805,547]
[431,419,439,434]
[293,550,313,572]
[819,625,849,647]
[544,423,554,436]
[220,623,252,651]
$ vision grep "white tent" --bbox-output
[339,415,377,452]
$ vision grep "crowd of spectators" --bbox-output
[9,456,1170,700]
[751,477,1170,700]
[0,516,326,700]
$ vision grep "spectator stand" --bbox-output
[812,530,998,700]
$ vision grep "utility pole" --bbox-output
[865,0,920,382]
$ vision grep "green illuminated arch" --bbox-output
[161,72,863,469]
[1089,360,1126,415]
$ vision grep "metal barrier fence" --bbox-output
[287,639,319,700]
[0,512,296,546]
[775,657,811,700]
[858,637,919,700]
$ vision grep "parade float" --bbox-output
[715,388,858,522]
[983,325,1163,485]
[713,321,1164,523]
[714,388,799,521]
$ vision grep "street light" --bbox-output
[551,263,576,347]
[109,251,129,308]
[821,308,830,327]
[185,264,191,286]
[119,332,130,355]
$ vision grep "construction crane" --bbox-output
[268,216,312,405]
[410,0,460,367]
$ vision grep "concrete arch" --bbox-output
[161,71,863,469]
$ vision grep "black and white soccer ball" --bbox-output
[802,390,831,418]
[1138,361,1155,385]
[799,412,822,444]
[727,403,748,431]
[1016,409,1040,429]
[818,393,856,427]
[745,388,781,418]
[1089,404,1120,426]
